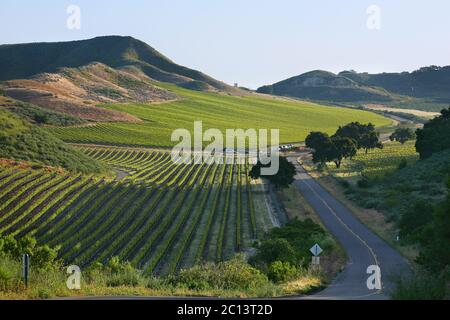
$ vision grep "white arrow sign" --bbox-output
[310,243,323,256]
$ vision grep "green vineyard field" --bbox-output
[0,146,272,275]
[49,84,391,147]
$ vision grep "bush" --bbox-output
[251,239,299,267]
[338,179,350,189]
[267,261,299,283]
[251,219,329,272]
[172,255,270,291]
[398,158,408,170]
[398,200,434,242]
[391,272,447,300]
[357,177,371,188]
[0,236,60,271]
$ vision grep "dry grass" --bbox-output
[365,104,440,119]
[1,62,177,122]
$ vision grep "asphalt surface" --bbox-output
[288,157,411,300]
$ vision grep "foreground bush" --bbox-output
[172,255,271,291]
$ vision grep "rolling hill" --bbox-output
[257,70,394,103]
[258,66,450,110]
[0,36,241,122]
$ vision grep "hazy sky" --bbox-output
[1,0,449,88]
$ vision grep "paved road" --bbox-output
[288,157,411,300]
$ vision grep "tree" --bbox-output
[306,131,357,168]
[249,156,296,188]
[361,131,383,153]
[415,107,450,159]
[330,136,357,168]
[335,122,382,153]
[390,128,416,144]
[305,132,335,165]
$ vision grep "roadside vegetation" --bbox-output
[304,110,450,299]
[0,220,333,299]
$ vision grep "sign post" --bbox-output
[310,243,323,266]
[23,254,30,288]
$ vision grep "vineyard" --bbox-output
[48,83,391,147]
[0,146,272,275]
[327,141,419,181]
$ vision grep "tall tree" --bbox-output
[330,136,357,168]
[305,132,335,165]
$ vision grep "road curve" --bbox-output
[288,156,411,300]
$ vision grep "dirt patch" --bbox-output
[1,62,177,122]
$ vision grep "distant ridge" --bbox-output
[258,66,450,106]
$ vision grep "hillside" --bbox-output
[49,83,392,147]
[0,108,103,173]
[0,36,238,93]
[1,62,176,122]
[258,67,450,111]
[0,36,244,122]
[339,66,450,101]
[257,70,394,103]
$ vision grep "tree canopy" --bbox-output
[249,156,296,188]
[390,127,416,144]
[335,122,382,153]
[415,107,450,159]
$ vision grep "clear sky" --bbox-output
[1,0,449,89]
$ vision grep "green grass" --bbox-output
[50,84,391,147]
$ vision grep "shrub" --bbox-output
[338,179,350,189]
[267,261,299,283]
[391,272,447,300]
[398,158,408,170]
[251,219,328,271]
[398,200,434,242]
[357,177,371,188]
[0,236,59,271]
[173,255,270,291]
[251,239,299,267]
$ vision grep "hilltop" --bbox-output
[0,36,236,92]
[258,67,450,111]
[0,36,241,122]
[257,70,393,103]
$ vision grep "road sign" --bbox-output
[310,243,323,256]
[312,256,320,265]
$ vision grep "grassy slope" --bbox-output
[50,84,391,147]
[0,109,103,173]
